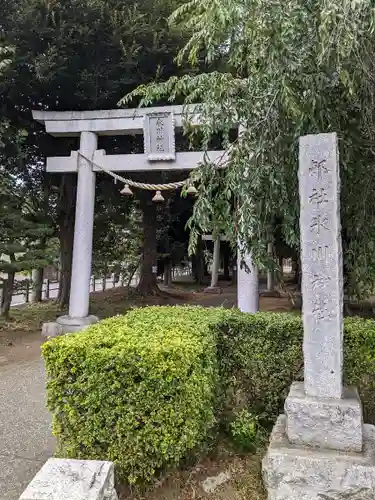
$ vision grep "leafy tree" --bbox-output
[124,0,375,298]
[0,169,52,316]
[0,45,13,75]
[1,0,194,304]
[0,44,48,316]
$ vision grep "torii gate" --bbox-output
[33,106,258,334]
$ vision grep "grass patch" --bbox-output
[0,301,64,335]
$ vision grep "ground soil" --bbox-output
[118,445,266,500]
[0,330,43,367]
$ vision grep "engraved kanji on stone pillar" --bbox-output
[144,111,176,161]
[299,133,343,399]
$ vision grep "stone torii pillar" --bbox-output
[202,233,259,309]
[267,242,274,292]
[237,250,259,313]
[50,130,99,334]
[236,124,259,313]
[202,234,228,293]
[210,236,221,289]
[61,131,99,330]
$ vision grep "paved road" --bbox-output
[0,358,54,500]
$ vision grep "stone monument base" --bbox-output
[263,415,375,500]
[285,382,363,452]
[42,315,98,337]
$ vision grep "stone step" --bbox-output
[268,486,374,500]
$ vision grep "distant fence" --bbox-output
[10,274,138,307]
[9,266,193,307]
[9,262,292,307]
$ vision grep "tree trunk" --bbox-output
[231,256,237,285]
[31,268,44,302]
[163,261,172,286]
[57,174,76,308]
[137,194,159,295]
[1,268,15,318]
[267,242,275,291]
[278,256,284,279]
[223,243,230,281]
[192,237,205,284]
[292,255,302,289]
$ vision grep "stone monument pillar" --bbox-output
[263,133,375,499]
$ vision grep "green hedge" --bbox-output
[42,306,224,483]
[344,317,375,423]
[215,311,303,426]
[215,311,375,426]
[43,306,375,483]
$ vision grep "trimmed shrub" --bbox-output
[344,317,375,424]
[230,409,264,451]
[215,311,303,426]
[42,306,224,483]
[43,306,375,483]
[215,311,375,426]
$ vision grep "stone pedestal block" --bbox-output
[285,382,363,452]
[57,315,99,333]
[42,315,98,337]
[19,458,118,500]
[263,416,375,500]
[41,322,63,338]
